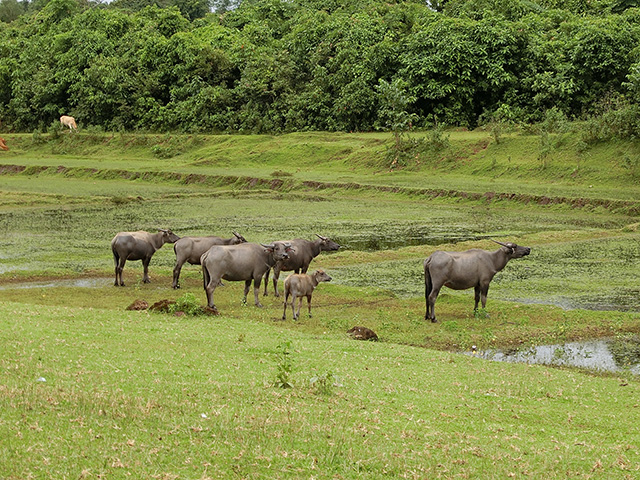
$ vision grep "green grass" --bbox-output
[1,301,640,479]
[1,129,640,478]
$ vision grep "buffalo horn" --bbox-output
[316,233,328,240]
[492,239,513,248]
[260,243,275,249]
[233,231,241,238]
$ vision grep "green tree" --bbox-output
[376,78,417,160]
[0,0,25,22]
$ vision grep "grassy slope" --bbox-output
[2,129,640,201]
[1,129,640,478]
[1,302,639,479]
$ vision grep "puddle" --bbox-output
[466,336,640,375]
[0,278,112,290]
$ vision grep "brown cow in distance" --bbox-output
[60,115,77,130]
[0,137,8,151]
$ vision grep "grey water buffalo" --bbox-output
[60,115,77,130]
[111,229,180,286]
[172,232,246,288]
[282,269,332,321]
[264,234,340,297]
[201,242,293,311]
[424,240,531,322]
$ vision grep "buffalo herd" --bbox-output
[112,228,531,320]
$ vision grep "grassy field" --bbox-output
[0,129,639,478]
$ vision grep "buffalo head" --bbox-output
[316,234,341,252]
[232,231,247,244]
[493,240,531,258]
[160,229,180,243]
[261,242,294,260]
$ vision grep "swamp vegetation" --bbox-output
[0,129,639,478]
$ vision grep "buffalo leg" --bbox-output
[295,296,303,320]
[172,260,184,289]
[142,257,151,283]
[480,285,489,309]
[282,291,289,320]
[424,267,434,321]
[253,278,264,307]
[203,266,219,310]
[290,295,298,320]
[272,264,282,297]
[474,286,481,311]
[242,280,251,305]
[115,259,126,286]
[306,294,313,317]
[263,268,270,296]
[426,286,440,323]
[204,279,218,309]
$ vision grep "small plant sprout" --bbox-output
[274,340,294,389]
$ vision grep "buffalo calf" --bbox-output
[282,269,332,321]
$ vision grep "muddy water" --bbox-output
[467,336,640,375]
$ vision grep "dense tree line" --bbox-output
[0,0,639,133]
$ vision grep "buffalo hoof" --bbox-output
[173,285,180,290]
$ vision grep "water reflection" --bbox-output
[467,336,640,375]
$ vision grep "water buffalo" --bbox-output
[172,232,246,289]
[60,115,77,130]
[202,242,293,311]
[282,269,332,321]
[263,234,340,297]
[111,229,180,286]
[424,240,531,322]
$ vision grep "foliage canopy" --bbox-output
[1,0,640,132]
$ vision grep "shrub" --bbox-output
[169,292,205,316]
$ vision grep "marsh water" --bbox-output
[467,337,640,375]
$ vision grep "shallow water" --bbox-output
[0,278,112,290]
[466,337,640,375]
